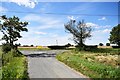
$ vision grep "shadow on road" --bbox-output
[24,53,56,58]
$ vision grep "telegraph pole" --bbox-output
[56,40,58,45]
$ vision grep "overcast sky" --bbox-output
[0,0,119,46]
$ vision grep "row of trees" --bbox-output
[64,19,120,49]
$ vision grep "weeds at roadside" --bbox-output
[56,49,120,78]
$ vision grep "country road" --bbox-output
[21,50,88,79]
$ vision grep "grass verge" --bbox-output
[1,49,29,80]
[2,57,28,80]
[56,50,120,79]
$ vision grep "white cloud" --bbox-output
[0,6,8,12]
[93,29,111,33]
[67,16,76,20]
[85,28,111,45]
[3,0,37,8]
[35,31,47,35]
[98,17,107,21]
[86,22,99,28]
[86,22,112,29]
[23,14,59,24]
[22,14,64,30]
[102,29,111,33]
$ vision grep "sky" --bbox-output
[0,0,119,46]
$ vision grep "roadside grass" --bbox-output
[56,49,120,79]
[2,57,28,79]
[0,47,2,58]
[0,66,1,79]
[1,47,28,79]
[0,47,2,79]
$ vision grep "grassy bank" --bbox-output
[1,48,28,79]
[56,48,120,79]
[2,57,28,79]
[0,47,2,79]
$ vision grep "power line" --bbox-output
[1,11,119,16]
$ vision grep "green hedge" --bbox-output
[74,48,120,55]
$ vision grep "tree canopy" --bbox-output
[64,19,92,48]
[0,15,28,49]
[109,24,120,46]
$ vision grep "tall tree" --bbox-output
[64,19,92,48]
[0,15,28,49]
[109,24,120,46]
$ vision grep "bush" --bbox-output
[99,43,104,46]
[30,45,34,47]
[75,45,97,51]
[2,50,13,66]
[106,43,110,46]
[84,45,97,51]
[2,49,23,66]
[2,43,11,53]
[75,46,85,51]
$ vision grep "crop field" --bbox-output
[56,48,120,79]
[18,46,50,51]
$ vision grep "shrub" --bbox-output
[84,45,97,51]
[30,45,34,47]
[2,43,11,53]
[2,49,23,66]
[75,46,85,51]
[99,43,104,46]
[106,43,110,46]
[2,50,13,66]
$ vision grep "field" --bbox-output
[18,46,50,51]
[56,48,120,79]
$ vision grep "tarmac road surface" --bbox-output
[21,50,88,79]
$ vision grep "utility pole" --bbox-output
[56,40,58,45]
